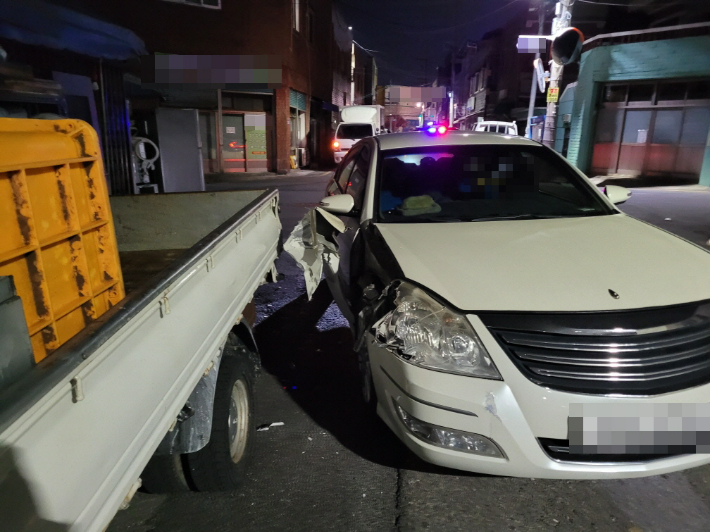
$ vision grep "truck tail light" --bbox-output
[332,141,340,149]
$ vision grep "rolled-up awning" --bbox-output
[0,0,146,60]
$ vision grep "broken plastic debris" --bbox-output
[283,207,345,300]
[308,437,313,441]
[665,217,672,221]
[256,422,285,431]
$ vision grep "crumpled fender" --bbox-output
[283,207,345,300]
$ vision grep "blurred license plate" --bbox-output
[568,403,710,455]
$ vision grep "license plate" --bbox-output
[568,403,710,455]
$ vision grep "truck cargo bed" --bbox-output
[119,250,186,294]
[0,188,281,532]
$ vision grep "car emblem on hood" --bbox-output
[608,289,620,299]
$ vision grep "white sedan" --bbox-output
[317,130,710,479]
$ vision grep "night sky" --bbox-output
[334,0,529,86]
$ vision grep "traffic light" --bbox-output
[551,27,584,65]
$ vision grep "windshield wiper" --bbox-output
[399,215,467,223]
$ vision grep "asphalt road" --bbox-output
[108,173,710,532]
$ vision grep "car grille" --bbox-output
[538,438,686,463]
[480,300,710,395]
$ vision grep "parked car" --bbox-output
[474,120,518,135]
[317,130,710,479]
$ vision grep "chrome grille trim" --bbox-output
[481,301,710,395]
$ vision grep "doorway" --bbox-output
[222,114,247,173]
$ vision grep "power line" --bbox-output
[353,40,380,54]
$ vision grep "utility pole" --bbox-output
[526,1,545,138]
[543,0,575,148]
[449,48,455,127]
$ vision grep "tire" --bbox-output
[140,454,190,494]
[183,336,256,491]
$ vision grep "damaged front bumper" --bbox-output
[369,313,710,479]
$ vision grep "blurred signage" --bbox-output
[517,35,548,54]
[386,86,446,104]
[547,87,559,103]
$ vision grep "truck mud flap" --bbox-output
[154,354,222,456]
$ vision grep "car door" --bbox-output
[336,142,372,306]
[322,146,361,321]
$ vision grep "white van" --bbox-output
[474,120,518,135]
[333,105,383,163]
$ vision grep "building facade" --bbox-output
[562,23,710,186]
[0,0,146,195]
[47,0,343,176]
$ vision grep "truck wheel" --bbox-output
[140,454,190,493]
[184,339,256,491]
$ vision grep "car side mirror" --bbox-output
[319,194,356,215]
[603,185,631,205]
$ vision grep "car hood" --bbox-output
[375,214,710,312]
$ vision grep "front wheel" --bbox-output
[184,336,256,491]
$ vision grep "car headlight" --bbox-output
[373,282,501,379]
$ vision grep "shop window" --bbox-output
[622,110,652,144]
[688,81,710,100]
[651,110,682,144]
[627,84,654,103]
[594,108,624,143]
[603,85,627,103]
[657,82,687,102]
[680,108,710,145]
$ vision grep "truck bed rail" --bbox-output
[0,188,280,531]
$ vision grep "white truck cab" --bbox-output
[333,105,383,163]
[474,120,518,135]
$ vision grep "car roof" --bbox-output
[375,130,537,151]
[476,121,515,126]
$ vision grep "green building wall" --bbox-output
[554,82,576,154]
[565,35,710,185]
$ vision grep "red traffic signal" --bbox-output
[551,27,584,65]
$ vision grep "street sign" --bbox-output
[547,87,559,103]
[534,58,545,93]
[517,35,549,53]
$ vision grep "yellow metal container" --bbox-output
[0,118,125,362]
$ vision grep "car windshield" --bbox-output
[336,124,373,139]
[377,144,613,222]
